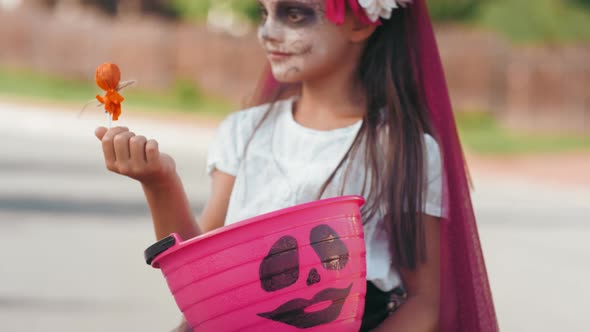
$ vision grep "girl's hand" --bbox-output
[95,126,176,188]
[170,318,192,332]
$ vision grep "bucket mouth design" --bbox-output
[257,282,353,328]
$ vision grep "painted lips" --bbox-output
[257,283,353,328]
[267,51,294,61]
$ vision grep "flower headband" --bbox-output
[325,0,413,25]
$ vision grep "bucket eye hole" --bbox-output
[259,236,300,292]
[310,225,349,271]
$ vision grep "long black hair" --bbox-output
[249,7,435,270]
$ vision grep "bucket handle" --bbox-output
[144,234,180,265]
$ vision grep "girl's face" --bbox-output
[257,0,352,83]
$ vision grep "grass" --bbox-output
[455,111,590,155]
[1,67,588,155]
[0,67,234,117]
[476,0,590,43]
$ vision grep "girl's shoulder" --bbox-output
[423,133,443,181]
[221,98,292,130]
[376,124,441,160]
[213,98,292,148]
[378,131,440,177]
[207,99,291,175]
[423,133,441,156]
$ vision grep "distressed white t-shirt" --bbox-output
[206,97,443,292]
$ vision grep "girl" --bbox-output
[94,0,497,331]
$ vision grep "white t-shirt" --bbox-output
[206,97,443,292]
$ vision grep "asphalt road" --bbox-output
[1,101,588,331]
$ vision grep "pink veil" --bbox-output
[250,0,498,330]
[409,1,498,330]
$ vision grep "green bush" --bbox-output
[170,0,259,21]
[427,0,484,22]
[569,0,590,8]
[477,0,590,43]
[169,0,211,20]
[231,0,260,21]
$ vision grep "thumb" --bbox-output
[95,127,108,140]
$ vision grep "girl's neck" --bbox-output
[294,64,367,131]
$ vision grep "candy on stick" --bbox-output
[86,62,135,127]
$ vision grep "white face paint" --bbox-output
[257,0,352,83]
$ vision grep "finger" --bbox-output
[95,127,108,140]
[102,126,129,142]
[114,131,135,162]
[101,127,129,165]
[97,127,129,160]
[130,135,148,166]
[145,139,160,164]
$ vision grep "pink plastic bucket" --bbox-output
[146,195,367,331]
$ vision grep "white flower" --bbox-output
[358,0,413,22]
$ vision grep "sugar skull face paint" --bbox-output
[257,0,352,83]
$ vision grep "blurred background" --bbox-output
[0,0,588,331]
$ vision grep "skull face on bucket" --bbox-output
[150,197,366,332]
[257,224,353,328]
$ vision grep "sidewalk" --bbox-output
[466,151,590,190]
[1,99,589,331]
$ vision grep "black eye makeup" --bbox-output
[277,2,317,26]
[258,0,321,28]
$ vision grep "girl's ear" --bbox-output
[348,19,377,43]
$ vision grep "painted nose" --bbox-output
[258,19,282,43]
[306,268,321,286]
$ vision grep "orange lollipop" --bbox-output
[95,63,130,121]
